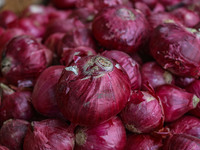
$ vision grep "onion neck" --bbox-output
[193,95,200,108]
[0,83,14,95]
[75,130,87,146]
[116,8,135,21]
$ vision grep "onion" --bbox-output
[75,116,126,150]
[56,55,131,126]
[102,50,141,90]
[0,119,29,150]
[1,35,53,86]
[132,0,158,9]
[159,0,182,7]
[175,76,195,88]
[171,7,200,28]
[134,2,151,17]
[0,145,9,150]
[186,80,200,117]
[32,65,65,118]
[125,134,162,150]
[0,83,34,124]
[120,90,164,133]
[168,115,200,138]
[156,84,200,122]
[92,6,150,54]
[0,10,17,28]
[150,23,200,78]
[52,0,77,9]
[163,134,200,150]
[23,119,75,150]
[60,46,96,66]
[152,2,165,14]
[141,61,175,90]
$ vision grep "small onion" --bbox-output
[150,23,200,78]
[125,134,162,150]
[102,50,141,90]
[1,35,53,86]
[32,65,65,118]
[23,119,75,150]
[60,46,96,66]
[57,55,131,126]
[92,6,150,54]
[0,10,17,28]
[75,116,126,150]
[163,134,200,150]
[141,61,175,90]
[156,84,200,122]
[0,83,34,124]
[0,119,29,150]
[120,90,164,133]
[168,115,200,138]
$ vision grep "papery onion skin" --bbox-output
[57,55,131,126]
[92,6,150,54]
[52,0,77,9]
[120,90,164,133]
[141,61,175,90]
[0,119,29,150]
[132,0,158,9]
[60,46,96,66]
[102,50,141,90]
[168,115,200,138]
[163,134,200,150]
[75,116,126,150]
[186,80,200,117]
[23,119,75,150]
[32,65,65,118]
[0,84,34,124]
[1,35,52,86]
[134,2,152,17]
[125,134,162,150]
[0,145,9,150]
[156,84,200,122]
[159,0,182,7]
[0,10,17,28]
[175,76,195,88]
[150,23,200,78]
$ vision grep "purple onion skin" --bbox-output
[186,80,200,117]
[102,50,141,90]
[168,115,200,138]
[60,46,96,66]
[75,116,126,150]
[175,76,195,88]
[0,10,17,28]
[171,7,200,28]
[125,134,162,150]
[32,65,65,118]
[52,0,76,9]
[141,62,175,90]
[0,119,29,150]
[0,84,34,124]
[57,55,131,126]
[1,35,52,86]
[23,119,75,150]
[159,0,182,7]
[163,134,200,150]
[92,6,150,54]
[150,23,200,78]
[133,0,158,9]
[120,90,164,133]
[156,84,200,122]
[0,145,9,150]
[134,2,152,17]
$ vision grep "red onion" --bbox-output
[0,83,34,124]
[133,0,158,9]
[0,10,17,28]
[141,61,175,90]
[152,2,165,14]
[52,0,77,9]
[163,134,200,150]
[0,146,9,150]
[92,6,150,54]
[57,55,131,126]
[8,18,45,38]
[75,116,126,150]
[134,2,151,17]
[0,27,4,35]
[168,115,200,138]
[32,65,65,118]
[60,46,96,66]
[156,84,200,122]
[120,90,164,133]
[0,119,29,150]
[1,35,53,86]
[102,50,141,90]
[150,23,200,78]
[125,134,162,150]
[23,119,75,150]
[175,76,195,88]
[159,0,182,7]
[171,7,200,28]
[186,80,200,117]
